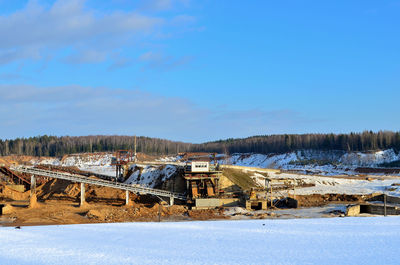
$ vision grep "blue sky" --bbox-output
[0,0,399,142]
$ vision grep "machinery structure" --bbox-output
[0,149,295,212]
[11,166,186,206]
[111,150,135,181]
[184,161,222,200]
[245,188,268,210]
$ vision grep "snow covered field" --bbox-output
[0,217,399,265]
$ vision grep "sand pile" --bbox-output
[0,184,30,201]
[1,204,17,214]
[187,208,227,220]
[36,179,80,201]
[35,178,142,204]
[85,204,188,222]
[295,193,369,207]
[0,155,57,166]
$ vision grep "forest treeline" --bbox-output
[1,131,400,157]
[193,131,400,154]
[0,135,193,157]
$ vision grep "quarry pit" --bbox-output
[1,151,400,226]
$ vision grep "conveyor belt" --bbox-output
[11,166,187,201]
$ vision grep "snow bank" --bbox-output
[0,218,399,264]
[223,152,298,168]
[125,164,177,188]
[36,158,61,166]
[156,155,183,162]
[340,149,400,167]
[61,153,113,167]
[221,149,400,174]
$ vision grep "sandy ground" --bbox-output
[0,199,229,226]
[0,178,227,226]
[0,176,373,227]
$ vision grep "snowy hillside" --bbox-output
[0,218,399,264]
[125,164,177,188]
[61,153,113,167]
[61,153,115,176]
[30,153,116,176]
[24,150,400,193]
[221,149,400,170]
[339,149,400,167]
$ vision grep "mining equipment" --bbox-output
[245,188,268,210]
[111,150,135,181]
[184,161,222,199]
[183,160,225,209]
[109,150,271,209]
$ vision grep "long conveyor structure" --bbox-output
[11,166,187,203]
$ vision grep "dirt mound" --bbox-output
[84,204,188,222]
[188,208,227,220]
[136,153,157,161]
[2,204,17,214]
[86,209,104,219]
[0,155,56,167]
[0,184,30,201]
[35,178,141,204]
[36,179,80,201]
[29,194,41,208]
[295,194,370,207]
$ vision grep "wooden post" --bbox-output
[270,185,272,207]
[134,135,137,162]
[384,194,387,217]
[80,183,86,206]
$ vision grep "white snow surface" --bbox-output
[221,149,400,175]
[61,153,113,167]
[340,149,400,167]
[293,176,400,196]
[261,170,400,196]
[125,164,177,188]
[1,218,400,265]
[156,155,183,162]
[226,152,298,168]
[31,153,116,177]
[62,153,115,177]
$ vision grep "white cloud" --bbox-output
[140,0,190,12]
[170,14,196,25]
[139,51,192,70]
[0,0,163,64]
[65,50,108,64]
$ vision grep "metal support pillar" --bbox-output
[30,175,36,196]
[80,183,86,206]
[125,190,130,205]
[29,175,37,207]
[169,196,174,206]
